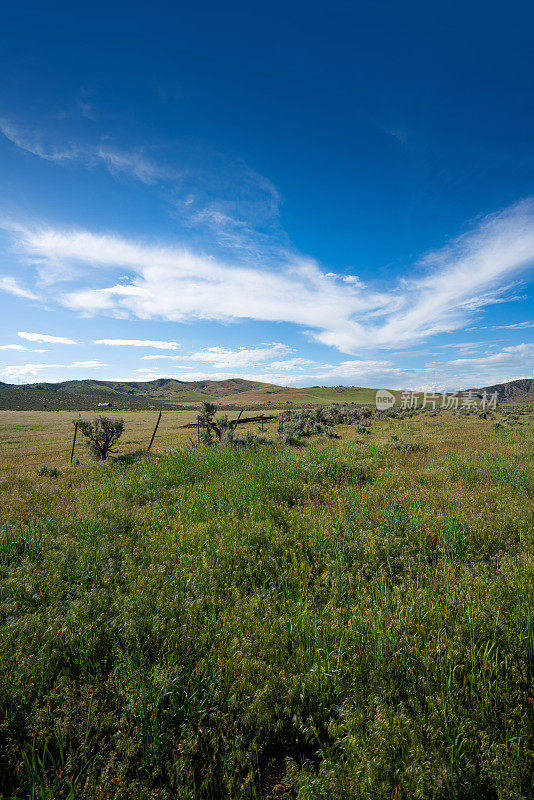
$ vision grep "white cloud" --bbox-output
[274,344,534,392]
[1,360,107,381]
[94,338,180,350]
[0,344,50,353]
[134,368,166,376]
[187,344,293,368]
[4,341,525,390]
[1,119,284,260]
[268,357,315,370]
[10,226,392,339]
[6,199,534,354]
[167,343,531,393]
[140,355,186,361]
[342,274,364,286]
[444,342,534,367]
[71,360,109,368]
[137,344,298,369]
[18,331,77,344]
[1,363,66,380]
[0,276,39,300]
[308,359,399,379]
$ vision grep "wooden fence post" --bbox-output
[147,412,162,452]
[197,415,200,444]
[70,421,78,464]
[231,409,244,431]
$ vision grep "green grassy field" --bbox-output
[0,407,533,798]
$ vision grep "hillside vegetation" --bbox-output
[0,379,279,411]
[1,377,532,412]
[0,408,533,798]
[469,378,534,403]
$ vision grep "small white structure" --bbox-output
[97,402,111,407]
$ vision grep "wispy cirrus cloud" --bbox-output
[18,331,77,344]
[5,199,534,354]
[1,117,287,260]
[0,118,79,161]
[0,119,170,184]
[0,118,281,250]
[495,320,534,329]
[0,276,39,300]
[316,200,534,351]
[94,146,172,184]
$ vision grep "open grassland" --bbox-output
[0,409,533,798]
[0,410,278,473]
[213,386,400,407]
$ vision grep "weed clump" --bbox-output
[356,424,371,435]
[392,438,429,453]
[36,466,60,477]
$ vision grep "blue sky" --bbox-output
[0,0,533,391]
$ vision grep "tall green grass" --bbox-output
[0,434,533,799]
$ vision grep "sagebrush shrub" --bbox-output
[75,416,125,460]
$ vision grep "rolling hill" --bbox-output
[0,378,392,411]
[0,376,532,411]
[0,378,282,410]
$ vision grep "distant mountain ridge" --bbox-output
[25,377,276,397]
[467,378,534,402]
